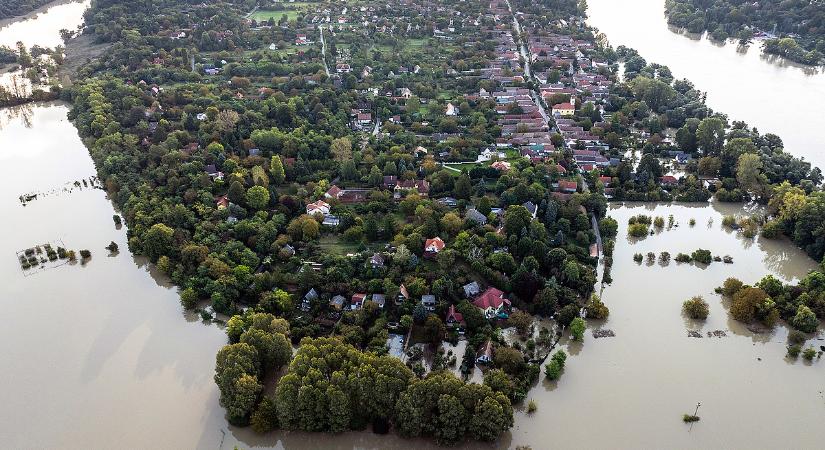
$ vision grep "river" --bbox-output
[1,2,824,450]
[586,0,825,171]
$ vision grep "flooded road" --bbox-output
[587,0,825,170]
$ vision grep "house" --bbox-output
[598,176,613,187]
[396,284,410,305]
[558,180,578,193]
[205,164,223,181]
[424,237,445,256]
[445,304,465,329]
[421,294,437,311]
[351,293,366,310]
[357,113,372,125]
[552,102,575,117]
[329,294,346,310]
[476,340,494,364]
[368,294,386,309]
[490,161,511,171]
[383,176,398,190]
[437,197,458,208]
[463,281,481,298]
[369,253,385,268]
[325,185,342,199]
[465,208,488,226]
[473,287,511,319]
[522,201,537,218]
[445,102,458,116]
[302,288,319,312]
[395,179,430,197]
[306,200,331,215]
[336,63,352,73]
[215,195,230,210]
[282,244,295,257]
[322,215,340,227]
[660,175,679,186]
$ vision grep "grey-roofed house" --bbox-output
[465,208,488,226]
[421,294,436,311]
[463,281,481,298]
[329,294,346,310]
[302,288,319,312]
[522,201,537,218]
[369,293,386,309]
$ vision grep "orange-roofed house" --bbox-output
[424,237,445,257]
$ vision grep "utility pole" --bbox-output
[690,402,701,431]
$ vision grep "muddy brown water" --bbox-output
[1,3,824,449]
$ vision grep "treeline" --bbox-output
[665,0,824,65]
[0,0,54,20]
[216,333,514,444]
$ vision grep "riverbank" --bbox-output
[0,0,81,29]
[58,33,109,85]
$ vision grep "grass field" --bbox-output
[251,9,300,22]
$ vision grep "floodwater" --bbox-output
[0,0,90,48]
[1,3,824,450]
[586,0,825,170]
[506,202,825,449]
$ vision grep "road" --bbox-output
[318,25,331,77]
[504,0,550,123]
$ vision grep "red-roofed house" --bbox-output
[306,200,331,215]
[324,185,342,199]
[446,304,465,329]
[424,237,445,257]
[552,102,575,117]
[473,287,510,319]
[558,180,578,193]
[660,175,678,186]
[350,293,366,310]
[598,176,613,187]
[490,161,511,171]
[216,195,230,209]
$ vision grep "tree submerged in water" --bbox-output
[106,241,118,252]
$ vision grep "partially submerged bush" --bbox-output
[683,296,709,320]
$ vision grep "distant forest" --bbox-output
[665,0,824,65]
[0,0,55,20]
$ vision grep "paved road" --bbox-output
[318,25,331,77]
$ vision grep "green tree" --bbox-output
[792,305,818,333]
[143,223,174,261]
[696,117,725,154]
[246,186,270,210]
[270,155,285,184]
[454,174,472,199]
[250,397,279,433]
[180,287,197,310]
[570,317,585,341]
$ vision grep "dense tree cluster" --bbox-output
[0,0,54,20]
[665,0,825,65]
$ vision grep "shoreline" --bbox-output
[0,0,85,30]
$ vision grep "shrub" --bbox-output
[721,215,736,227]
[683,296,709,320]
[683,414,700,423]
[628,223,649,237]
[788,330,807,345]
[689,218,696,226]
[802,347,818,361]
[659,251,671,263]
[527,399,537,414]
[646,252,656,263]
[586,294,609,319]
[787,345,801,358]
[675,253,692,263]
[691,249,712,264]
[719,278,744,296]
[653,216,665,228]
[79,249,92,260]
[633,253,643,262]
[791,305,819,333]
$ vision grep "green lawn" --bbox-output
[251,9,301,22]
